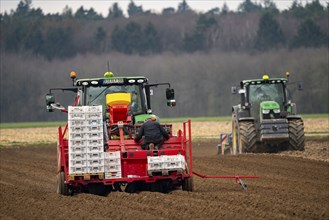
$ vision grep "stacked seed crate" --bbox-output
[68,106,104,175]
[147,155,185,174]
[104,151,122,179]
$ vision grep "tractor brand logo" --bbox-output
[103,78,123,84]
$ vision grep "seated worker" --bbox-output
[134,117,169,150]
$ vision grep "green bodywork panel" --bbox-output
[260,101,280,110]
[134,114,160,124]
[259,101,280,120]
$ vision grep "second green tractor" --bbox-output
[231,73,305,154]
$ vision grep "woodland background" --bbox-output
[0,0,328,122]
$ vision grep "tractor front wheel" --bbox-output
[56,171,69,196]
[288,119,305,151]
[238,121,257,153]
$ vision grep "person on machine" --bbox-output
[134,117,169,150]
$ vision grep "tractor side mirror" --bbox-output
[166,88,176,107]
[231,86,238,94]
[46,93,55,112]
[297,82,303,91]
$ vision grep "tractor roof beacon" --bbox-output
[229,72,305,154]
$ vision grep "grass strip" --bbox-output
[0,114,327,129]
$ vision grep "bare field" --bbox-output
[0,138,328,219]
[0,127,59,146]
[0,118,328,146]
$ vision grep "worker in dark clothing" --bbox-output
[134,117,169,150]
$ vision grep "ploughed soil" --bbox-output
[0,137,328,220]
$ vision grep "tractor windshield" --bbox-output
[85,85,145,115]
[248,83,285,117]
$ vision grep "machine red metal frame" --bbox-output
[57,119,193,189]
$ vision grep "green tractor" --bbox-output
[231,73,305,153]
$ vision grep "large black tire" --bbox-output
[56,171,69,196]
[182,164,193,191]
[238,121,257,153]
[288,119,305,151]
[182,177,194,192]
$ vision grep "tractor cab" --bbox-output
[76,76,149,123]
[46,72,176,125]
[242,76,288,121]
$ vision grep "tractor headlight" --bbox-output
[273,109,280,114]
[262,109,270,114]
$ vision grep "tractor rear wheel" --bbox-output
[288,119,305,151]
[182,177,194,191]
[238,121,257,153]
[56,171,69,196]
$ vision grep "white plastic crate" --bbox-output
[147,156,163,171]
[69,166,88,174]
[85,106,102,113]
[87,152,104,160]
[88,166,105,174]
[104,158,121,165]
[69,133,86,140]
[69,159,87,167]
[69,120,86,127]
[86,119,103,126]
[68,106,85,114]
[86,125,103,132]
[104,151,121,159]
[69,139,87,147]
[104,164,121,172]
[68,113,85,120]
[85,112,102,120]
[86,145,103,153]
[105,171,122,179]
[69,153,87,160]
[69,146,87,154]
[86,132,103,140]
[87,139,104,147]
[87,159,104,166]
[69,126,87,134]
[147,155,185,171]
